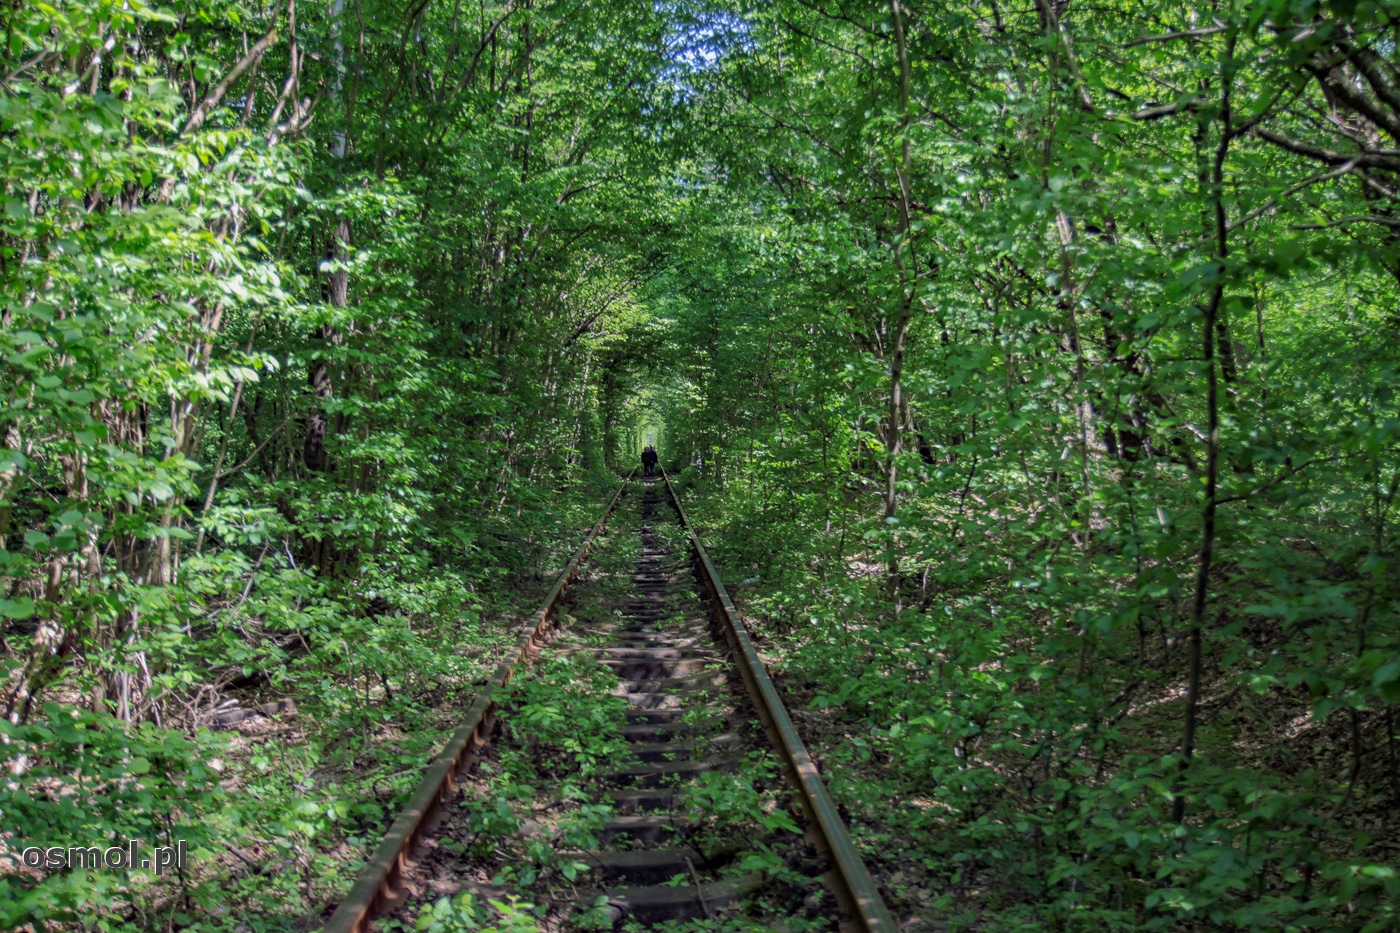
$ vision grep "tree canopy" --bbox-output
[3,0,1399,929]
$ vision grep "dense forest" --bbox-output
[3,0,1400,929]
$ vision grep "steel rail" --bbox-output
[322,472,634,933]
[659,469,898,933]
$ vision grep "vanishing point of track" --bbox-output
[323,471,896,932]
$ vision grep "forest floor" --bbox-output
[166,556,584,928]
[735,564,1400,932]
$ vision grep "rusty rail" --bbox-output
[322,472,634,933]
[659,469,898,933]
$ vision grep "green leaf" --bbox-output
[0,597,35,620]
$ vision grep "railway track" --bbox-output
[324,474,894,932]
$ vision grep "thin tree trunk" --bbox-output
[1175,31,1236,824]
[305,222,349,476]
[884,0,915,608]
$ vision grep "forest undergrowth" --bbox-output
[675,448,1400,933]
[5,0,1400,930]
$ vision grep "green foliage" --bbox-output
[411,892,542,933]
[501,654,633,780]
[1,0,672,925]
[5,0,1400,928]
[641,1,1400,930]
[682,752,804,852]
[0,704,222,925]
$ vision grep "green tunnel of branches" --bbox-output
[2,0,1400,929]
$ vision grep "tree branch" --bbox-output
[1125,26,1226,47]
[183,27,279,136]
[1293,214,1400,229]
[1253,127,1400,171]
[1131,96,1204,121]
[445,0,516,102]
[1226,159,1359,231]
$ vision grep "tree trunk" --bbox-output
[884,0,915,607]
[305,220,350,476]
[1176,31,1235,824]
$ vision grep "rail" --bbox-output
[659,468,898,933]
[322,472,634,933]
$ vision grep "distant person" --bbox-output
[641,446,658,476]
